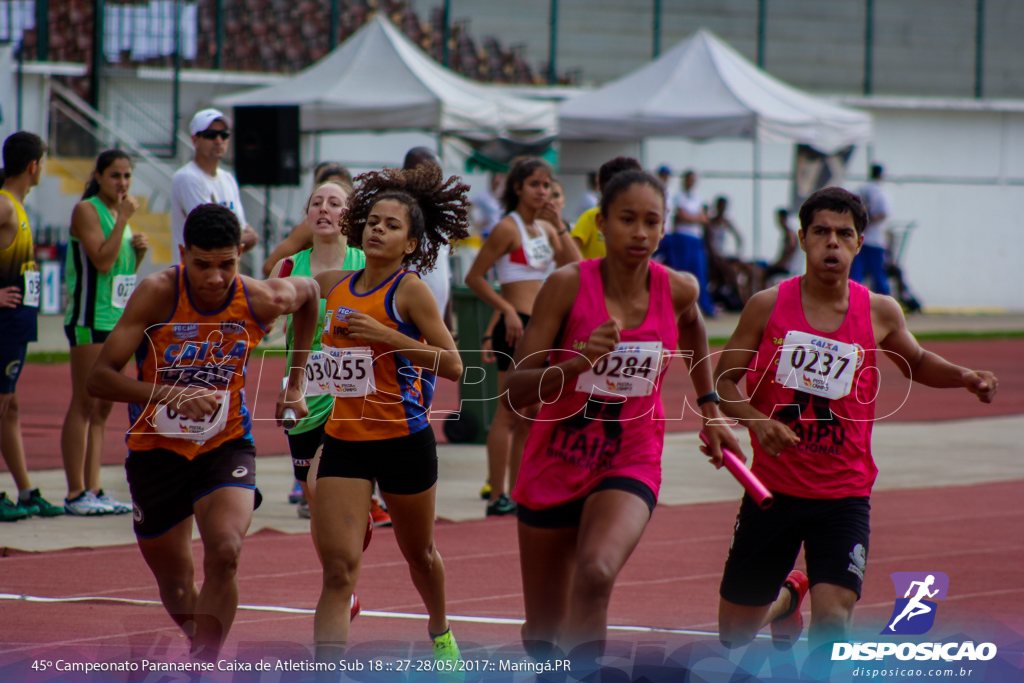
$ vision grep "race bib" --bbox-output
[301,351,332,397]
[324,346,375,398]
[774,330,864,400]
[23,271,40,308]
[152,389,229,442]
[522,233,554,271]
[576,342,663,397]
[112,274,137,308]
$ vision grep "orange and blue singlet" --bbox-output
[127,266,268,458]
[321,269,435,442]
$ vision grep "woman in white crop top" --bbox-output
[465,158,580,516]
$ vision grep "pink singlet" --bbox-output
[513,259,679,509]
[746,276,879,499]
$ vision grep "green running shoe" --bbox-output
[0,492,28,521]
[431,626,461,663]
[24,489,65,517]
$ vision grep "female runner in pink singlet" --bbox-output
[504,169,743,656]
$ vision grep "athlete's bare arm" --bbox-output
[668,269,745,466]
[0,195,17,252]
[0,197,21,307]
[873,294,997,402]
[713,288,801,457]
[71,195,138,273]
[352,274,463,382]
[87,271,220,420]
[464,218,517,316]
[539,216,582,266]
[241,225,259,253]
[503,265,596,410]
[313,269,354,301]
[262,221,313,277]
[244,275,321,423]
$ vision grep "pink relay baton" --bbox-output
[699,432,774,509]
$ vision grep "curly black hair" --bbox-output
[342,164,471,273]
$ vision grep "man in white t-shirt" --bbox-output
[852,163,892,295]
[170,109,259,258]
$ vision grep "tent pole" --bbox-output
[752,138,761,259]
[436,132,444,166]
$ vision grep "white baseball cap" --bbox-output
[189,108,232,136]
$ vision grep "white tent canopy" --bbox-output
[559,29,871,153]
[214,15,556,136]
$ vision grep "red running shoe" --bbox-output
[771,569,809,649]
[370,498,392,527]
[351,594,361,621]
[364,512,374,550]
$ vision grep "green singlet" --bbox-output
[285,245,366,434]
[64,196,136,331]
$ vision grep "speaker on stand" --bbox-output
[232,105,301,267]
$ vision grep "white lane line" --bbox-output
[0,592,726,637]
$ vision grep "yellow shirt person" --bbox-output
[570,207,606,259]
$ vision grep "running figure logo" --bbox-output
[881,571,949,635]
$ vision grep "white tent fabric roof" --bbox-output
[213,15,557,136]
[559,29,871,153]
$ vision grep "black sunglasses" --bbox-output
[197,130,230,141]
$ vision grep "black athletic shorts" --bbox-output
[719,492,871,606]
[318,427,437,496]
[64,324,112,348]
[516,477,657,529]
[492,312,530,372]
[125,438,261,538]
[287,423,325,481]
[0,344,27,394]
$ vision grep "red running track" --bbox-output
[5,339,1022,473]
[1,479,1022,663]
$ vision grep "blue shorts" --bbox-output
[0,344,28,394]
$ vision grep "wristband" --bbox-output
[696,390,720,407]
[482,335,492,341]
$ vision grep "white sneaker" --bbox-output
[96,489,132,515]
[64,490,115,516]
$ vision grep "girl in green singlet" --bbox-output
[268,181,365,536]
[61,149,148,516]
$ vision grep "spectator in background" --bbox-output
[465,157,579,516]
[470,171,506,240]
[403,147,453,320]
[705,196,745,311]
[170,109,259,258]
[571,156,643,260]
[61,149,148,516]
[576,171,599,216]
[0,131,65,521]
[852,163,892,295]
[758,208,802,289]
[262,162,354,277]
[659,169,715,315]
[657,164,676,232]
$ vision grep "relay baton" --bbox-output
[699,432,774,509]
[281,377,298,430]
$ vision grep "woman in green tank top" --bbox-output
[269,180,365,532]
[60,149,148,516]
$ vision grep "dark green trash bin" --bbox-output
[446,285,499,444]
